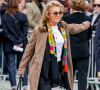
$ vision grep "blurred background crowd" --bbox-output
[0,0,100,90]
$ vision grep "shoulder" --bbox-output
[26,1,36,8]
[16,12,27,19]
[82,14,91,21]
[33,25,47,33]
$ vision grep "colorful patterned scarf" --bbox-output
[47,22,68,72]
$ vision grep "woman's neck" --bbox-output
[49,21,57,26]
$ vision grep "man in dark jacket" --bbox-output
[63,0,91,90]
[95,19,100,80]
[90,0,100,31]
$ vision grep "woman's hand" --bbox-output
[97,72,100,80]
[18,72,24,78]
[18,43,23,47]
[82,21,90,29]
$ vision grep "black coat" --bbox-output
[94,19,100,72]
[64,12,91,58]
[2,12,28,53]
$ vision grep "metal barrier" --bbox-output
[0,30,33,89]
[74,31,100,90]
[87,31,100,90]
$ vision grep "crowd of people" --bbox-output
[0,0,100,90]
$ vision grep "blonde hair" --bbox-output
[71,0,89,11]
[42,1,64,25]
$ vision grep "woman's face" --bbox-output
[48,6,63,26]
[19,0,26,10]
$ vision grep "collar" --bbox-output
[73,10,83,13]
[93,11,100,16]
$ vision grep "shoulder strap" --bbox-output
[10,14,21,29]
[10,14,19,24]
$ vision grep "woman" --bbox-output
[2,0,28,90]
[18,1,90,90]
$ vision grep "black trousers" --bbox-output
[72,57,89,90]
[38,77,51,90]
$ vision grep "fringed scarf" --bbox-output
[47,22,68,72]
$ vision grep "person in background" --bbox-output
[0,0,6,71]
[58,0,69,18]
[67,0,73,15]
[90,0,100,31]
[88,0,100,89]
[2,0,28,89]
[26,0,45,31]
[63,0,91,90]
[18,1,90,90]
[95,19,100,81]
[85,0,93,16]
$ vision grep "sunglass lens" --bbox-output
[93,4,96,7]
[93,4,100,7]
[59,12,63,14]
[54,12,58,15]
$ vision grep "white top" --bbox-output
[52,25,64,61]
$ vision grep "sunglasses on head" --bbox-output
[49,11,63,16]
[93,4,100,7]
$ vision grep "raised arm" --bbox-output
[67,21,90,34]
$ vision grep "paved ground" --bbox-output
[0,77,77,90]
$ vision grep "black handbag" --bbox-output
[17,75,22,90]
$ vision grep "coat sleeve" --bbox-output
[18,28,37,75]
[67,21,90,34]
[26,4,38,29]
[95,19,100,72]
